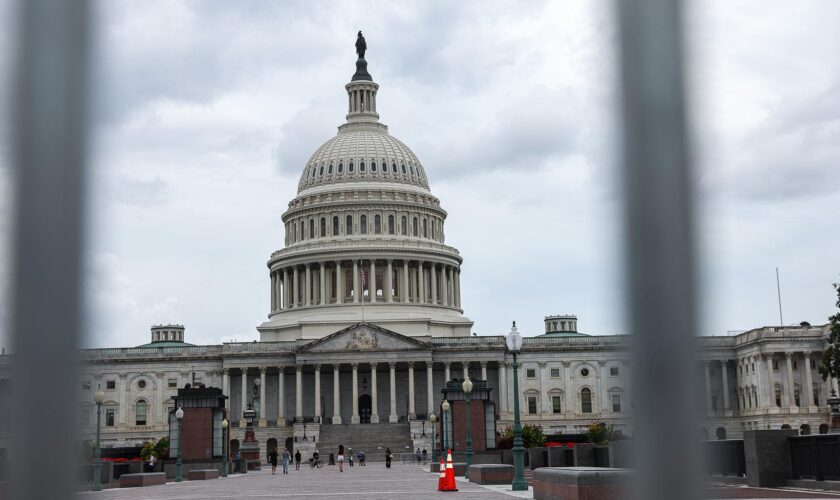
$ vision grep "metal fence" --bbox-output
[790,435,840,481]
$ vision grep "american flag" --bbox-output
[360,264,366,289]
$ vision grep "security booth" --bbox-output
[169,387,227,460]
[440,379,496,452]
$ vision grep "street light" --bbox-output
[221,418,229,477]
[92,387,105,491]
[175,406,184,482]
[462,377,473,480]
[429,413,438,463]
[506,321,528,491]
[441,399,451,451]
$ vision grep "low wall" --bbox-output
[161,460,224,479]
[533,467,631,500]
[468,464,514,485]
[744,429,798,488]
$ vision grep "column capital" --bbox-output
[295,364,303,372]
[351,362,359,369]
[314,364,321,371]
[444,362,451,368]
[719,359,728,366]
[333,363,340,371]
[785,351,794,358]
[370,362,377,369]
[260,366,267,374]
[389,361,397,369]
[407,361,415,368]
[802,351,812,358]
[222,368,229,375]
[480,361,488,368]
[762,352,774,360]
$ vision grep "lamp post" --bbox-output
[506,321,528,491]
[429,413,438,463]
[462,377,473,479]
[92,387,104,491]
[175,406,184,482]
[221,418,229,477]
[441,399,451,452]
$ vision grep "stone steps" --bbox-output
[317,423,412,461]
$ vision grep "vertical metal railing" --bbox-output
[617,1,701,499]
[8,1,91,499]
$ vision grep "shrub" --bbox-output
[496,424,545,448]
[139,441,156,462]
[586,421,615,445]
[155,437,170,459]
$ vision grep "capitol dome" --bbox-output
[259,41,472,342]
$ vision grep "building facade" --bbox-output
[0,42,833,460]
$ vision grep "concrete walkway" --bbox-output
[76,462,520,499]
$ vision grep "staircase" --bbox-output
[317,423,412,462]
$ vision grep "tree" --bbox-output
[818,283,840,390]
[586,421,615,445]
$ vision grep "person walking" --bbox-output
[294,450,301,471]
[385,447,392,468]
[348,447,354,467]
[329,452,335,466]
[415,448,422,464]
[358,450,365,466]
[422,448,427,463]
[268,447,279,475]
[282,447,290,474]
[337,444,345,472]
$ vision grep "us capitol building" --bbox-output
[0,37,832,458]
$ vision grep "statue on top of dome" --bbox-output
[356,31,367,59]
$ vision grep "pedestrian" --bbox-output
[269,447,279,475]
[422,448,427,463]
[329,452,335,466]
[337,444,345,472]
[147,453,156,472]
[348,447,354,467]
[415,448,421,464]
[295,450,301,471]
[282,447,290,474]
[385,447,392,468]
[358,450,365,466]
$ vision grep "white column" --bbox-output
[371,363,380,423]
[277,274,284,310]
[431,263,438,304]
[402,262,409,303]
[259,366,267,426]
[156,372,164,426]
[426,362,434,417]
[805,352,815,408]
[314,364,321,421]
[292,267,299,308]
[283,268,291,308]
[539,362,550,415]
[444,362,451,382]
[386,259,393,303]
[441,266,448,306]
[765,354,775,407]
[454,269,460,308]
[389,362,398,423]
[408,361,416,418]
[351,363,360,424]
[498,362,507,414]
[720,360,730,411]
[336,261,343,304]
[353,260,359,303]
[562,361,573,415]
[369,259,376,302]
[240,368,248,420]
[418,264,426,304]
[319,263,326,305]
[295,365,303,421]
[305,264,312,306]
[462,361,469,379]
[222,369,230,412]
[704,361,712,412]
[118,374,127,426]
[786,352,796,407]
[270,272,276,312]
[481,361,488,381]
[278,368,285,426]
[333,364,342,424]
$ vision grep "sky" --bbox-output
[1,1,839,349]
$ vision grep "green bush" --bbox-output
[497,424,546,448]
[140,441,156,462]
[155,437,170,459]
[586,421,615,445]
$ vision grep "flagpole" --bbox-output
[361,258,365,324]
[776,267,784,326]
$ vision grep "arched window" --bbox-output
[382,161,387,172]
[338,161,344,173]
[360,161,366,172]
[392,162,397,173]
[388,215,395,235]
[309,219,315,239]
[328,163,333,174]
[412,217,418,236]
[360,215,368,235]
[401,163,407,174]
[299,221,304,241]
[320,218,326,237]
[346,215,353,235]
[401,216,407,235]
[422,218,427,238]
[374,215,381,234]
[332,216,339,235]
[371,161,377,172]
[135,400,147,426]
[581,388,592,413]
[349,161,355,173]
[319,165,324,176]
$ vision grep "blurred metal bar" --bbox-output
[616,1,701,500]
[8,1,90,499]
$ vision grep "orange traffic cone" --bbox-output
[442,449,458,492]
[437,456,446,491]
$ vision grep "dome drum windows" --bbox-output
[400,216,407,236]
[360,161,366,172]
[309,219,315,239]
[332,216,339,235]
[328,163,334,174]
[401,163,407,175]
[360,215,368,235]
[374,215,381,234]
[349,161,355,173]
[388,215,395,235]
[338,162,344,173]
[346,215,353,235]
[371,160,377,172]
[320,218,326,237]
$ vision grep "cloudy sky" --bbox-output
[1,1,839,349]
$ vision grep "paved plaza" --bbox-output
[76,463,522,500]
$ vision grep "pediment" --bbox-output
[299,323,429,353]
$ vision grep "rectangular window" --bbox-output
[168,379,177,388]
[550,368,560,378]
[106,380,116,390]
[811,360,817,370]
[751,363,755,373]
[793,361,798,370]
[106,409,115,427]
[525,369,536,379]
[527,396,537,415]
[552,396,562,414]
[773,360,778,370]
[81,381,91,391]
[612,394,621,413]
[610,366,619,376]
[136,402,147,426]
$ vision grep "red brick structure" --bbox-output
[170,388,227,462]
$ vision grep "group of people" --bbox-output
[266,447,292,474]
[265,445,403,473]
